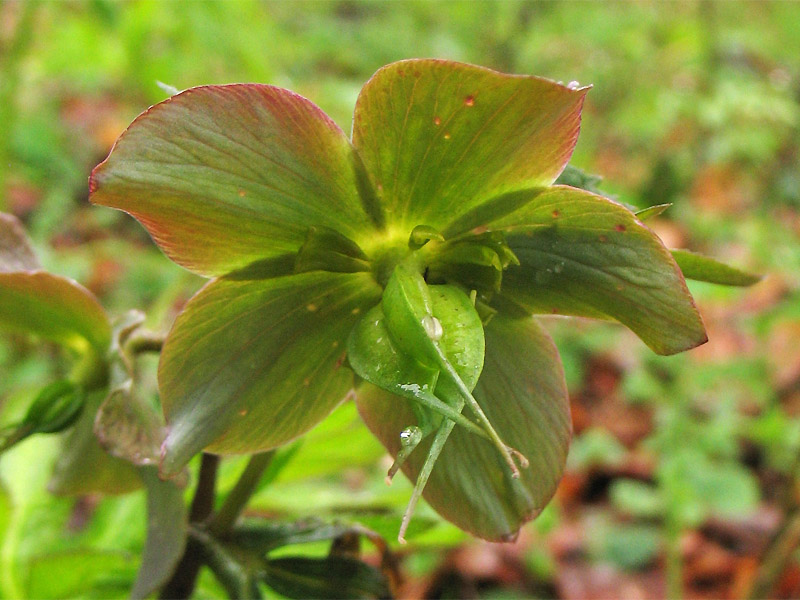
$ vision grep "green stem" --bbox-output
[159,453,220,599]
[123,330,165,357]
[210,451,275,537]
[188,526,260,599]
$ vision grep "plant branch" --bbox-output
[210,451,275,537]
[159,453,220,599]
[123,330,165,357]
[744,508,800,600]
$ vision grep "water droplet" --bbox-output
[306,303,318,312]
[464,95,475,107]
[552,209,560,218]
[500,530,520,543]
[237,189,246,197]
[567,80,580,89]
[443,132,451,140]
[615,224,626,232]
[400,425,423,448]
[238,409,248,416]
[433,116,441,126]
[599,235,608,243]
[351,307,361,315]
[421,315,443,341]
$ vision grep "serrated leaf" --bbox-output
[261,555,389,600]
[131,467,188,600]
[48,392,141,496]
[0,271,111,354]
[0,212,40,272]
[490,186,707,355]
[357,315,570,542]
[94,381,164,467]
[671,249,761,287]
[158,271,381,476]
[352,59,587,234]
[90,85,381,278]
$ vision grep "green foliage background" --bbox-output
[1,1,799,598]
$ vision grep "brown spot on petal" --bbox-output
[464,95,475,107]
[552,209,561,218]
[615,224,626,232]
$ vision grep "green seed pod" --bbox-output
[23,380,85,434]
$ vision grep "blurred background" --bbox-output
[1,1,799,598]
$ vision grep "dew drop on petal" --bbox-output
[433,116,441,126]
[400,425,423,448]
[306,303,318,312]
[237,189,246,197]
[443,132,451,140]
[464,95,475,107]
[567,80,580,89]
[421,315,443,341]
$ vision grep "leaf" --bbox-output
[261,555,389,600]
[94,381,165,467]
[356,314,570,542]
[232,519,367,554]
[90,84,382,278]
[490,185,707,355]
[131,467,188,600]
[352,59,588,235]
[25,549,134,599]
[0,212,40,272]
[0,271,111,354]
[48,391,141,496]
[671,248,762,287]
[158,271,381,476]
[635,203,672,221]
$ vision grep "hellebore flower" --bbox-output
[89,59,707,542]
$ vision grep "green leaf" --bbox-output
[671,248,762,286]
[159,271,381,476]
[48,391,141,496]
[635,203,672,221]
[94,381,165,467]
[490,186,707,355]
[90,85,381,278]
[352,59,588,234]
[232,519,367,554]
[0,212,40,272]
[131,467,188,600]
[356,314,570,542]
[0,271,111,354]
[25,549,133,599]
[261,555,389,600]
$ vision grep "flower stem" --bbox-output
[209,451,275,537]
[159,453,220,600]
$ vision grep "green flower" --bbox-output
[89,59,706,541]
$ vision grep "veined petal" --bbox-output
[352,59,587,234]
[356,315,570,542]
[490,186,707,355]
[158,271,381,476]
[90,85,381,277]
